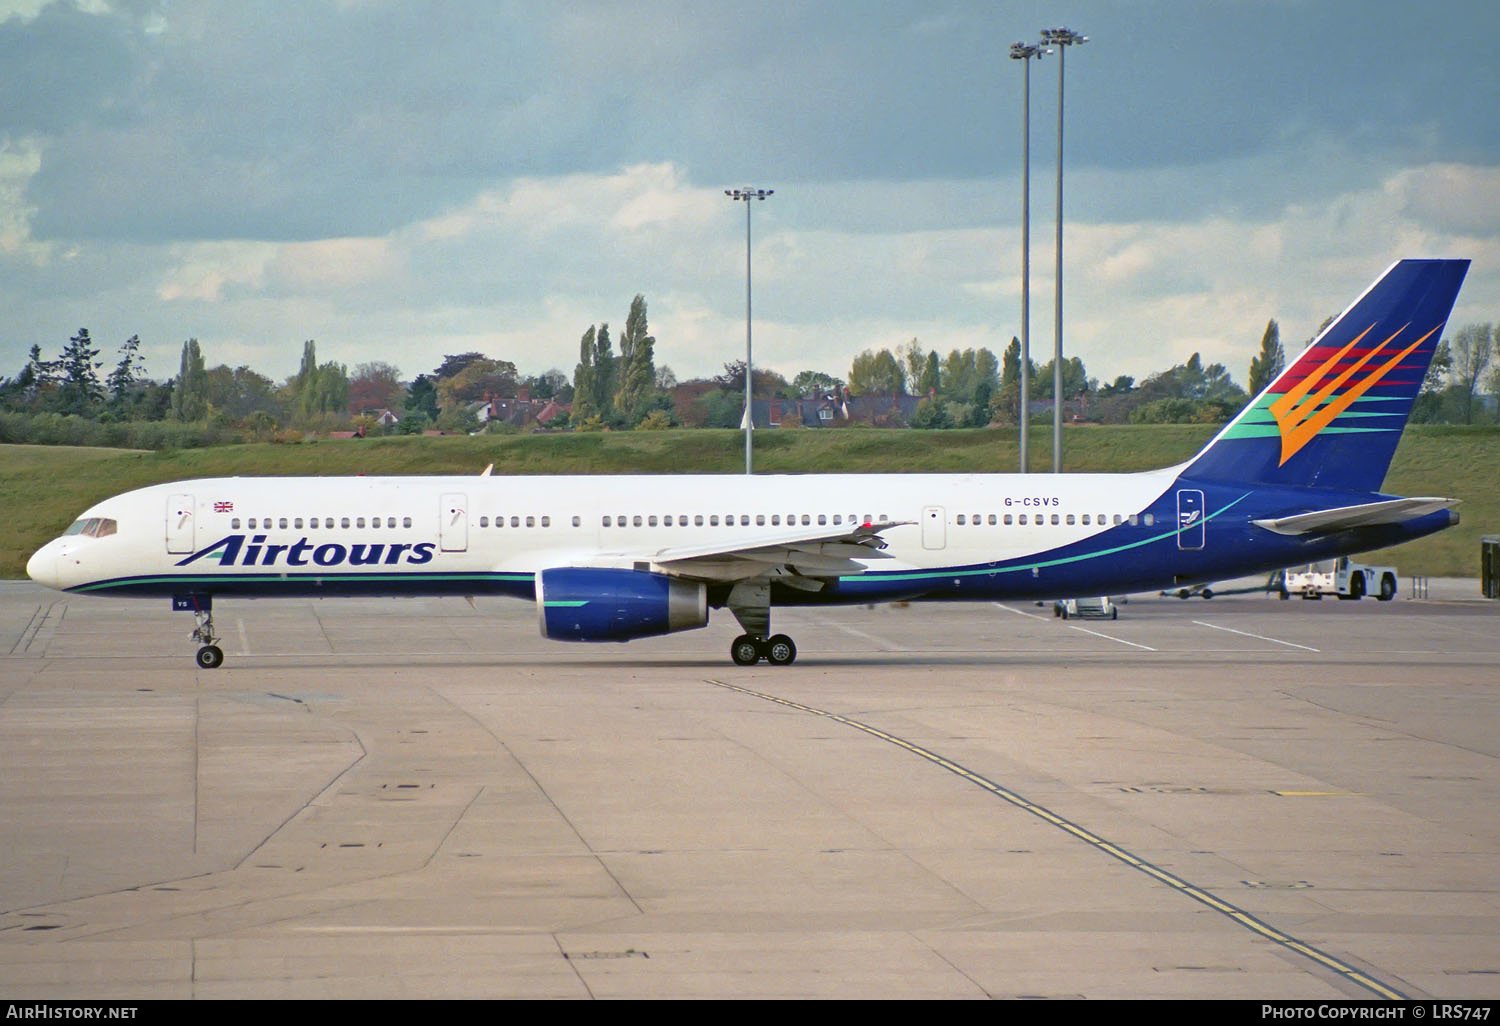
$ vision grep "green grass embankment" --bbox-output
[3,424,1495,580]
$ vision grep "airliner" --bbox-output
[26,259,1468,669]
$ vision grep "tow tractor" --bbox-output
[1280,557,1398,601]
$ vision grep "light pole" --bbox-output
[1041,26,1086,474]
[725,186,773,474]
[1009,41,1049,474]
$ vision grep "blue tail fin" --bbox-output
[1184,259,1469,492]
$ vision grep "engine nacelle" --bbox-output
[537,567,708,642]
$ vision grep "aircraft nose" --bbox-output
[26,545,60,590]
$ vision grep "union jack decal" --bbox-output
[214,501,234,513]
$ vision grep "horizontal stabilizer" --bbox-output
[1251,497,1459,536]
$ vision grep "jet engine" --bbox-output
[536,567,708,642]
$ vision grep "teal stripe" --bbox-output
[77,571,536,593]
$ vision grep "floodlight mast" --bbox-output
[1009,41,1049,473]
[725,187,773,474]
[1041,27,1086,474]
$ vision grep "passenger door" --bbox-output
[921,506,946,550]
[166,494,196,554]
[1176,489,1205,550]
[440,493,469,552]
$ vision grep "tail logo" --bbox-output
[1268,322,1440,465]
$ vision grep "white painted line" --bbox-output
[819,620,908,652]
[993,602,1049,621]
[1066,625,1157,651]
[1192,620,1320,652]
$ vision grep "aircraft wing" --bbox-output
[1251,497,1459,536]
[607,520,912,586]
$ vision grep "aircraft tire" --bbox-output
[730,635,762,666]
[196,645,224,670]
[764,634,797,666]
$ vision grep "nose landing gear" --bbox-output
[192,609,223,669]
[175,594,223,669]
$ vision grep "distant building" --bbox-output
[752,392,923,428]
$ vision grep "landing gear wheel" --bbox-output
[730,634,762,666]
[196,645,224,670]
[764,634,797,666]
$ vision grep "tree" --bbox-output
[572,326,607,423]
[1448,324,1494,424]
[431,352,487,380]
[104,335,146,416]
[1247,319,1285,395]
[1412,338,1453,423]
[56,328,103,416]
[917,351,942,396]
[847,348,906,395]
[287,340,349,424]
[171,339,208,421]
[348,361,405,415]
[790,370,844,398]
[615,295,659,424]
[404,374,439,421]
[436,358,519,411]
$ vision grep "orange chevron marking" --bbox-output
[1269,323,1440,465]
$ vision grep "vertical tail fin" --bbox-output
[1184,259,1469,492]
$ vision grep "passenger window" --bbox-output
[771,515,781,526]
[1050,514,1060,525]
[1144,513,1155,526]
[356,518,366,528]
[1004,514,1013,525]
[1018,515,1027,525]
[1081,514,1090,525]
[649,515,658,527]
[819,514,827,526]
[480,516,489,527]
[232,518,241,529]
[957,514,966,526]
[710,515,720,526]
[756,515,765,526]
[1066,514,1075,525]
[541,516,551,527]
[511,516,520,527]
[526,516,535,528]
[402,517,412,528]
[695,515,704,526]
[632,515,642,527]
[988,514,997,525]
[341,517,351,529]
[572,516,581,527]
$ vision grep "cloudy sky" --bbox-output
[3,0,1497,393]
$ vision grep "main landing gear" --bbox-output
[730,633,798,667]
[726,579,797,666]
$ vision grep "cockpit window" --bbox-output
[62,518,117,538]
